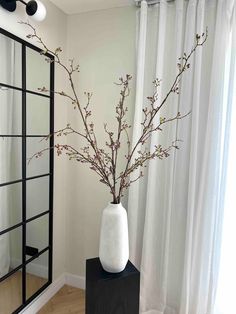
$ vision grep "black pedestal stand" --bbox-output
[86,258,140,314]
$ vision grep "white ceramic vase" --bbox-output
[99,203,129,273]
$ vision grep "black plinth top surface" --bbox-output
[86,258,139,282]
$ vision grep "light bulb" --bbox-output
[26,0,46,22]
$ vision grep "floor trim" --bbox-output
[11,258,48,279]
[19,273,85,313]
[65,272,85,290]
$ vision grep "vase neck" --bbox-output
[107,202,123,209]
[108,202,122,207]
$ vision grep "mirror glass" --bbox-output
[0,88,22,135]
[26,176,49,219]
[26,250,48,300]
[26,137,50,178]
[0,28,53,312]
[26,47,50,95]
[0,183,22,233]
[26,93,50,135]
[0,33,22,88]
[26,215,49,261]
[0,137,22,184]
[0,270,22,314]
[0,227,22,279]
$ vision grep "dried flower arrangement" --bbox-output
[22,22,207,204]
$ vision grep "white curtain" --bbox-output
[214,6,236,313]
[0,35,20,277]
[128,0,236,313]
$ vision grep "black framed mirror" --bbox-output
[0,27,54,314]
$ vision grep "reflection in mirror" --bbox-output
[26,93,50,135]
[0,27,53,312]
[0,183,22,233]
[26,250,48,300]
[0,33,22,88]
[0,137,22,184]
[26,177,49,219]
[0,88,22,135]
[26,137,49,178]
[26,47,50,94]
[26,215,49,261]
[0,227,22,279]
[0,271,22,314]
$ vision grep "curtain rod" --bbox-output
[135,0,175,6]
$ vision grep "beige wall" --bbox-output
[66,6,137,277]
[0,0,68,280]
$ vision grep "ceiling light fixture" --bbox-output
[0,0,47,22]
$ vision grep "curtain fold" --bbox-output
[128,0,236,313]
[128,0,148,267]
[213,5,236,313]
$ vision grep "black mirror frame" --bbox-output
[0,27,54,314]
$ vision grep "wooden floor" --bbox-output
[0,271,47,314]
[0,271,22,314]
[38,285,85,314]
[0,272,85,314]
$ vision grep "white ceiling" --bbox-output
[49,0,135,15]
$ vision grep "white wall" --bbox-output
[66,6,137,277]
[0,0,68,280]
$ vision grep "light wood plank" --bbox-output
[0,272,22,314]
[38,285,85,314]
[0,271,47,314]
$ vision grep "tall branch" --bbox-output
[117,30,208,201]
[22,21,207,204]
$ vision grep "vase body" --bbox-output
[99,203,129,273]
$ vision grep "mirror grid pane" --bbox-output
[0,27,53,313]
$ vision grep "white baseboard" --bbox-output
[26,262,48,279]
[11,258,48,279]
[20,272,85,313]
[65,272,85,290]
